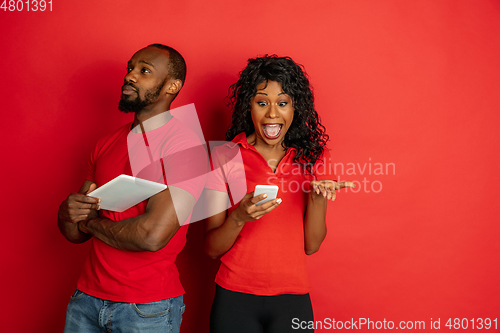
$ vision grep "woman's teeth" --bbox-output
[262,124,282,139]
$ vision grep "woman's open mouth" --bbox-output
[262,124,283,139]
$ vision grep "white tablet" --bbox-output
[87,174,167,212]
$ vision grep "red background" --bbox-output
[1,0,499,332]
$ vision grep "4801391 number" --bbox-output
[445,318,498,330]
[1,0,52,11]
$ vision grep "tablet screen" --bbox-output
[87,175,167,212]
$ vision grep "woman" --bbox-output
[205,55,353,333]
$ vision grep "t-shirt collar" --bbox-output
[232,132,252,149]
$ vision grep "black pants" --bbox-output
[210,285,314,333]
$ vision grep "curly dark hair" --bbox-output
[226,55,329,174]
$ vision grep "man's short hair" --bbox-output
[148,44,187,84]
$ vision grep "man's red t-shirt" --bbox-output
[77,117,206,303]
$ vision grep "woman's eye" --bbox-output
[257,101,268,107]
[278,102,288,107]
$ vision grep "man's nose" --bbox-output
[124,70,137,83]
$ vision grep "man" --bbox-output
[58,44,207,332]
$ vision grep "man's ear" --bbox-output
[165,79,183,96]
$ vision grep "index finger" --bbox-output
[253,197,281,211]
[249,193,268,205]
[77,194,101,204]
[336,181,356,190]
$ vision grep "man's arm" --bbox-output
[79,186,196,252]
[58,180,100,244]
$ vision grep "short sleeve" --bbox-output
[206,146,230,193]
[128,119,209,202]
[206,144,247,204]
[163,143,208,201]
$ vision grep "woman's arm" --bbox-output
[304,187,328,255]
[304,180,355,255]
[204,191,281,259]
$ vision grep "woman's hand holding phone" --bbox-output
[230,191,282,226]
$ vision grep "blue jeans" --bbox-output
[64,289,185,333]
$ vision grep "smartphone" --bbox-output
[253,185,279,206]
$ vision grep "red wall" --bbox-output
[1,1,499,332]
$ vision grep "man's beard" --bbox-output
[118,80,166,113]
